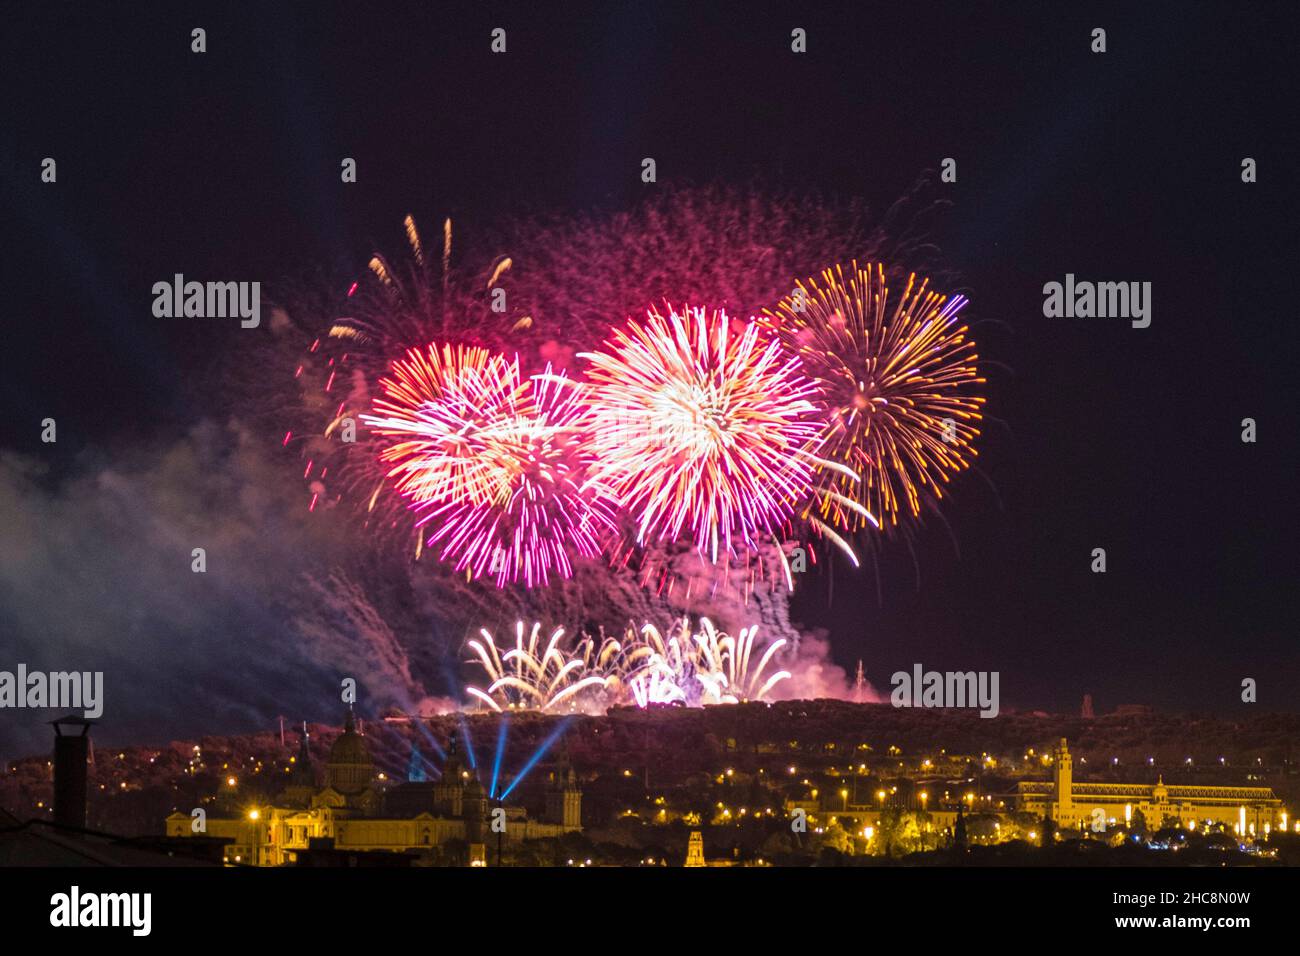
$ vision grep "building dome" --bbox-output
[325,709,374,796]
[328,731,370,767]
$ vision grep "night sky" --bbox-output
[1,2,1296,753]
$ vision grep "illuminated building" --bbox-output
[1017,739,1284,831]
[165,710,581,865]
[545,762,583,829]
[684,830,706,867]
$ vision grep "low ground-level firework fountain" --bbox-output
[464,617,792,714]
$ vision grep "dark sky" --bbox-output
[1,1,1296,743]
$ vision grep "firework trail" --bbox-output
[625,618,701,707]
[760,261,985,536]
[627,668,688,708]
[696,623,791,703]
[282,217,518,549]
[580,304,826,565]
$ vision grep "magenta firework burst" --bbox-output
[579,304,826,563]
[363,345,617,587]
[363,343,526,509]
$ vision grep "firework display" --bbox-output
[26,7,1292,891]
[464,621,611,712]
[285,208,985,599]
[465,617,791,712]
[627,617,791,707]
[580,304,826,563]
[363,343,526,509]
[362,346,617,587]
[761,262,986,534]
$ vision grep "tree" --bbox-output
[876,807,922,856]
[820,819,851,855]
[1130,808,1149,841]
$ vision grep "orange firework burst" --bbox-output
[579,304,825,564]
[761,262,985,534]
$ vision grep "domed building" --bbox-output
[322,707,379,811]
[166,716,583,866]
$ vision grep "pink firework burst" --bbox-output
[363,345,616,587]
[580,304,826,564]
[364,343,526,508]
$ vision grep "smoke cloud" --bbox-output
[0,418,861,760]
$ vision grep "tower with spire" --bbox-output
[282,722,318,807]
[545,751,582,830]
[463,774,488,844]
[1052,737,1073,819]
[684,830,706,867]
[433,733,465,817]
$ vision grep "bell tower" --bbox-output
[685,830,706,867]
[546,755,582,830]
[283,723,318,806]
[1053,738,1073,818]
[434,734,465,816]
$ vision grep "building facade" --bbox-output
[165,711,582,866]
[1017,738,1284,834]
